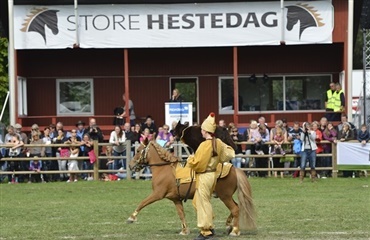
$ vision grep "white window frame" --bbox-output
[56,79,94,116]
[219,74,332,114]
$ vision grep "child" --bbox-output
[272,128,285,155]
[29,157,42,183]
[357,124,370,146]
[67,146,79,182]
[248,120,263,155]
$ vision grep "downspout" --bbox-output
[124,49,130,124]
[280,0,285,44]
[347,0,354,121]
[233,47,239,124]
[8,0,16,124]
[74,0,79,47]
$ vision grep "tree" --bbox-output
[0,37,9,125]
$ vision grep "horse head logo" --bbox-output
[20,7,59,44]
[286,3,325,39]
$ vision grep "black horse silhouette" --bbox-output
[286,4,324,39]
[21,8,59,44]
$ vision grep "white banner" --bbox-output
[14,1,333,49]
[337,142,370,170]
[165,102,193,129]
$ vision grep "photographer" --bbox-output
[109,125,126,170]
[299,122,318,183]
[86,118,104,143]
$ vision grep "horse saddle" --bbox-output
[175,162,233,184]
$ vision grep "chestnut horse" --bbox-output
[127,139,256,236]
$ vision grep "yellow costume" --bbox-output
[186,112,235,239]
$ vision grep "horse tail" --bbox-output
[235,168,257,231]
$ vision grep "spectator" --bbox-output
[67,145,79,183]
[170,121,178,137]
[357,124,370,145]
[123,122,137,158]
[28,132,45,158]
[81,133,94,181]
[54,129,69,181]
[169,88,184,102]
[29,157,42,183]
[156,124,174,149]
[49,124,57,139]
[258,116,269,130]
[75,120,87,175]
[319,117,328,133]
[229,126,244,168]
[42,127,53,182]
[299,122,318,183]
[336,122,354,143]
[86,118,104,143]
[109,125,127,170]
[270,120,288,173]
[325,82,337,121]
[337,114,357,138]
[56,122,71,138]
[218,119,227,129]
[249,120,262,154]
[312,121,323,178]
[133,123,142,143]
[121,93,136,126]
[271,127,285,155]
[141,116,158,137]
[322,122,337,178]
[6,134,24,183]
[255,124,270,176]
[14,123,28,148]
[288,121,303,176]
[28,124,42,142]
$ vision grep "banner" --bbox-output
[337,142,370,170]
[165,102,193,129]
[14,1,333,49]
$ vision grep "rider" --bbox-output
[187,112,235,240]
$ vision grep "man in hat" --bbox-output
[14,123,28,145]
[186,112,235,240]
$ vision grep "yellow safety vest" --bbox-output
[333,90,344,112]
[326,90,335,110]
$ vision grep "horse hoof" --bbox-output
[126,217,136,223]
[226,226,232,235]
[229,231,241,237]
[179,229,190,235]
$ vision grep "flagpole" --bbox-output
[74,0,79,47]
[280,0,285,44]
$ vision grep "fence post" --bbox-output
[331,142,338,178]
[126,140,131,180]
[93,140,99,181]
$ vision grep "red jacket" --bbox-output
[315,129,323,153]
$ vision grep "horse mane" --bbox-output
[297,3,324,27]
[20,7,47,32]
[150,141,179,163]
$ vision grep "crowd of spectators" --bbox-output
[0,112,368,184]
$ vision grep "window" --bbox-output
[219,74,331,113]
[57,79,94,116]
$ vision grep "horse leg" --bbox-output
[174,200,190,235]
[219,197,240,236]
[127,193,163,223]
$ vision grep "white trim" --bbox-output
[56,78,94,116]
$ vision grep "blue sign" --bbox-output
[169,103,190,114]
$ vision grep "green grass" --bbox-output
[0,177,369,240]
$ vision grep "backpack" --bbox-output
[293,139,301,154]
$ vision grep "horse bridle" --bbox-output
[132,142,173,172]
[132,142,151,172]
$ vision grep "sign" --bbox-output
[165,102,193,129]
[337,142,370,170]
[14,1,334,49]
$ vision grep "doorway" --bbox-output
[170,77,198,124]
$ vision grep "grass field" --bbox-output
[0,177,369,240]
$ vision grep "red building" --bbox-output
[1,0,364,135]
